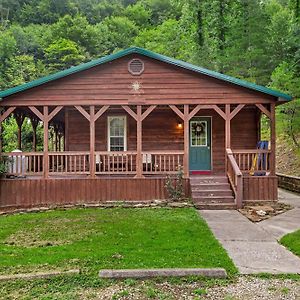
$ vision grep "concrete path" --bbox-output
[257,189,300,239]
[199,190,300,274]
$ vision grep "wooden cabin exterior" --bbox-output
[0,47,292,210]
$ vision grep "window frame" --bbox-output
[107,115,127,151]
[190,120,208,147]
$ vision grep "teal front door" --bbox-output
[189,117,211,171]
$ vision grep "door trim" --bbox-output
[189,116,212,171]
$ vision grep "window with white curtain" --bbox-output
[108,116,127,151]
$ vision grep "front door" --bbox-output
[189,117,211,171]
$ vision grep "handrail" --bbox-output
[226,148,243,209]
[1,152,44,156]
[232,149,271,154]
[142,150,184,155]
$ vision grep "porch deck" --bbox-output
[0,148,277,211]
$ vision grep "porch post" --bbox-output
[270,103,276,176]
[136,105,143,178]
[31,117,38,152]
[183,104,189,178]
[225,104,231,174]
[0,122,2,153]
[225,104,231,149]
[43,106,49,178]
[15,112,25,150]
[90,105,95,177]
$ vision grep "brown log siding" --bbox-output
[1,54,275,106]
[66,107,258,174]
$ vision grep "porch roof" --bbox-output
[0,47,292,101]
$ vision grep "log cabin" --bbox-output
[0,47,292,210]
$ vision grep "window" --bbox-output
[190,120,207,146]
[108,116,127,151]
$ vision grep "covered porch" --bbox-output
[0,103,277,207]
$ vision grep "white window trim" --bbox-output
[107,116,127,151]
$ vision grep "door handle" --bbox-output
[207,146,210,149]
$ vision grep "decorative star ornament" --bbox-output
[131,81,143,94]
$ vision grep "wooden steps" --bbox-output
[190,176,236,209]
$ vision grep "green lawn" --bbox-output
[280,229,300,257]
[0,208,236,276]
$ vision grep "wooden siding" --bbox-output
[1,54,276,107]
[243,176,278,201]
[66,106,258,174]
[0,178,191,209]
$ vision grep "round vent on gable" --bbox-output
[128,58,144,75]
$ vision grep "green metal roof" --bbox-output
[0,47,292,101]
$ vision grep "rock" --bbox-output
[154,200,163,204]
[168,202,187,208]
[256,210,267,216]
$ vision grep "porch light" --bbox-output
[177,122,183,129]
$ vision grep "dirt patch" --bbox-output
[238,202,292,222]
[4,216,99,248]
[75,277,300,300]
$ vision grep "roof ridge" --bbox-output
[0,47,292,101]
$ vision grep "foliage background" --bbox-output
[0,0,299,173]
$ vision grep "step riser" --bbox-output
[190,178,228,184]
[192,190,233,197]
[194,204,237,210]
[193,198,234,204]
[190,176,235,209]
[190,184,230,190]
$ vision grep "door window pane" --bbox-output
[108,116,126,151]
[190,121,207,146]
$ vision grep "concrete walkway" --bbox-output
[257,189,300,239]
[199,189,300,274]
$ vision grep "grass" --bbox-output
[0,208,236,275]
[280,229,300,258]
[0,207,237,299]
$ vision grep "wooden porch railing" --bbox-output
[1,152,44,176]
[95,151,137,174]
[226,148,243,208]
[142,151,184,174]
[49,152,90,174]
[1,150,185,177]
[232,149,271,173]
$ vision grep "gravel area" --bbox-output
[76,276,300,300]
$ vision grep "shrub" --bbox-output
[165,166,184,201]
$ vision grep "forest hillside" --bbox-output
[0,0,299,175]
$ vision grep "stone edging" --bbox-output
[0,200,194,215]
[99,268,227,279]
[0,269,80,281]
[277,173,300,194]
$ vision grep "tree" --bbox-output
[270,62,300,148]
[5,55,46,87]
[134,19,182,57]
[101,16,138,51]
[18,0,76,25]
[141,0,180,25]
[124,2,151,27]
[2,116,43,152]
[45,38,85,71]
[51,14,102,56]
[0,31,17,88]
